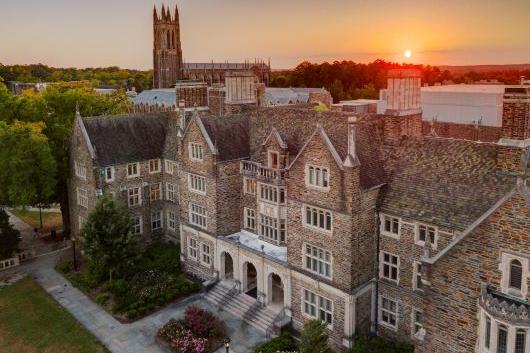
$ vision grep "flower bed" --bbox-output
[157,306,225,353]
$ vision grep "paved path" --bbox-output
[4,208,269,353]
[32,267,269,353]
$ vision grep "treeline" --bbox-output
[271,60,530,102]
[0,64,153,92]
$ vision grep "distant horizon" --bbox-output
[1,0,529,70]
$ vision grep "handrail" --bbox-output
[217,282,239,311]
[266,306,290,338]
[240,161,287,182]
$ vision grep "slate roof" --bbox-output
[200,114,250,161]
[82,112,171,166]
[380,137,515,231]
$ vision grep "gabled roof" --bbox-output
[289,124,344,171]
[81,112,171,166]
[262,127,287,149]
[380,137,515,231]
[199,114,250,161]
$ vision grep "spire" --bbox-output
[161,4,166,21]
[153,4,158,21]
[174,3,179,23]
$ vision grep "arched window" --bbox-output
[167,31,171,49]
[172,31,175,49]
[509,259,523,290]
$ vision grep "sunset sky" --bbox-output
[1,0,529,69]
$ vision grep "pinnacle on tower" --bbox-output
[161,4,167,21]
[174,3,179,23]
[153,4,158,21]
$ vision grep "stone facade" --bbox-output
[69,70,530,352]
[153,5,183,89]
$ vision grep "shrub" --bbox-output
[184,306,222,338]
[299,320,329,353]
[96,293,111,306]
[350,336,414,353]
[56,260,73,274]
[85,259,108,287]
[253,332,297,353]
[158,319,208,353]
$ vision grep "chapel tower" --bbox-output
[153,4,183,89]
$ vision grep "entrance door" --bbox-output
[245,262,258,298]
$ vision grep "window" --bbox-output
[165,159,174,175]
[268,151,279,169]
[244,208,256,231]
[243,177,256,195]
[260,214,278,242]
[509,259,523,290]
[380,251,399,283]
[189,174,206,194]
[190,203,207,229]
[303,205,332,232]
[77,188,89,208]
[167,211,177,231]
[416,224,437,249]
[132,216,142,235]
[304,244,332,278]
[151,211,162,230]
[412,309,423,337]
[78,216,85,231]
[306,165,330,189]
[189,143,203,161]
[501,253,528,297]
[149,183,161,201]
[484,316,491,349]
[105,166,114,182]
[303,289,333,325]
[381,214,400,238]
[201,243,211,266]
[165,183,175,202]
[280,219,286,243]
[413,262,423,291]
[515,329,526,353]
[74,161,87,180]
[127,162,140,178]
[497,325,507,353]
[380,297,398,329]
[149,159,161,173]
[260,184,278,203]
[188,238,198,259]
[128,187,141,207]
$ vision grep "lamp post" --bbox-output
[223,337,231,353]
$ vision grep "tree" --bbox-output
[0,208,21,260]
[81,196,138,281]
[299,320,329,353]
[0,121,57,207]
[350,336,414,353]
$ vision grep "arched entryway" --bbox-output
[268,273,285,308]
[221,252,234,280]
[243,262,258,298]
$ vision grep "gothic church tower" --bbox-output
[153,4,183,89]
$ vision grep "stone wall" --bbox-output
[421,120,501,142]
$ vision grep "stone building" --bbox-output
[69,72,529,352]
[153,3,271,89]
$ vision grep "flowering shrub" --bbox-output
[184,306,221,338]
[158,307,225,353]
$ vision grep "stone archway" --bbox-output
[243,262,258,298]
[221,252,234,280]
[268,273,285,307]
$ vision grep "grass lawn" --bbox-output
[0,277,109,353]
[10,208,63,233]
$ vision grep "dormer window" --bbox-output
[500,253,528,298]
[149,159,161,174]
[415,224,438,250]
[380,214,400,239]
[306,165,329,189]
[189,143,203,161]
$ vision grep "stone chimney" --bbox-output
[385,69,422,117]
[343,116,360,168]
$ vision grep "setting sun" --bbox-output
[404,49,412,59]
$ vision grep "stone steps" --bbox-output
[204,283,277,333]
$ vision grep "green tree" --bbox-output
[0,77,16,122]
[350,336,414,353]
[0,208,21,260]
[0,121,57,207]
[299,320,329,353]
[81,196,138,281]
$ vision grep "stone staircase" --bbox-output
[204,283,278,333]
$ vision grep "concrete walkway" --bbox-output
[32,267,269,353]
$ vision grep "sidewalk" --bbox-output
[33,267,269,353]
